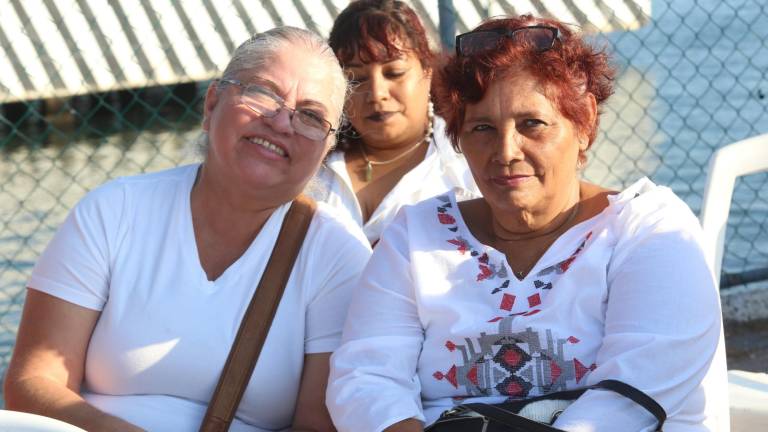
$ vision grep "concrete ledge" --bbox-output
[722,285,768,322]
[729,370,768,431]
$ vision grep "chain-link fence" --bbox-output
[1,0,767,404]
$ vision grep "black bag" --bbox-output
[425,380,666,432]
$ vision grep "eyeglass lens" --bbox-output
[458,26,556,56]
[241,86,331,140]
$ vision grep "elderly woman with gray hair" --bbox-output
[4,27,369,431]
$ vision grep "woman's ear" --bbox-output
[580,92,598,152]
[202,81,220,133]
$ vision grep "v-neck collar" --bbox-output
[183,165,290,287]
[444,191,602,285]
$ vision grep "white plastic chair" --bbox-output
[0,410,86,431]
[700,133,768,284]
[699,132,768,432]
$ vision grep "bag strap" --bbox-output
[592,379,666,431]
[464,379,666,432]
[199,195,317,432]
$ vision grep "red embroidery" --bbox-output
[527,293,541,307]
[500,294,516,311]
[477,264,493,281]
[438,213,456,225]
[574,359,597,383]
[550,360,562,383]
[467,366,478,385]
[447,238,468,254]
[567,336,580,343]
[503,349,523,366]
[446,365,458,387]
[445,340,457,351]
[433,365,459,388]
[559,256,576,272]
[505,380,525,397]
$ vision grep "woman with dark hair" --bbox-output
[327,15,727,432]
[309,0,478,245]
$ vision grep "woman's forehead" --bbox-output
[241,49,339,109]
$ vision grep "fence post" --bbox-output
[438,0,455,52]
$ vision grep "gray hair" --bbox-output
[223,26,347,123]
[196,27,349,156]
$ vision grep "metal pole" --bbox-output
[437,0,456,53]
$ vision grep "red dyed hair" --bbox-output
[433,15,615,152]
[328,0,434,69]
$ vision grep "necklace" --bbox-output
[495,202,580,280]
[491,201,581,243]
[360,133,430,182]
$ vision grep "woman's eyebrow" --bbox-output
[298,100,329,115]
[245,77,281,94]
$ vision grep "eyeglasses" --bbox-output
[218,79,336,141]
[455,25,559,57]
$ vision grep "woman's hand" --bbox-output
[384,418,424,432]
[4,289,145,432]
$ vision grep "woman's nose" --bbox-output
[265,107,295,135]
[365,74,389,103]
[493,128,525,165]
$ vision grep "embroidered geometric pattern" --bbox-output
[432,317,597,398]
[432,193,598,400]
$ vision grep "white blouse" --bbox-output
[327,178,729,432]
[307,117,480,244]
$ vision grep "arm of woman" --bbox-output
[292,353,335,432]
[326,210,426,432]
[552,198,722,431]
[4,289,144,431]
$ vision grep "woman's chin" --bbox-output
[482,186,538,214]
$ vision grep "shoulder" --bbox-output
[377,190,463,246]
[85,164,196,203]
[305,201,371,252]
[607,177,699,236]
[604,178,708,272]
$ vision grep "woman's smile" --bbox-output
[245,136,288,159]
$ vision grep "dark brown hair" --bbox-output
[433,15,616,152]
[329,0,434,69]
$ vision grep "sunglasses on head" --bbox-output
[455,25,559,57]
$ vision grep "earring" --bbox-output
[342,118,360,139]
[426,99,435,138]
[576,155,585,170]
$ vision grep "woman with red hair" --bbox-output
[310,0,478,245]
[327,15,727,432]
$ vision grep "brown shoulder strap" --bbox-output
[200,195,317,432]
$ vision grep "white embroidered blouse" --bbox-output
[327,178,729,432]
[307,117,480,244]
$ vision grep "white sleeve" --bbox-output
[327,210,425,432]
[27,182,125,310]
[303,212,372,354]
[553,201,721,432]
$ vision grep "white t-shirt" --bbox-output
[327,178,729,432]
[29,164,372,432]
[308,117,480,244]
